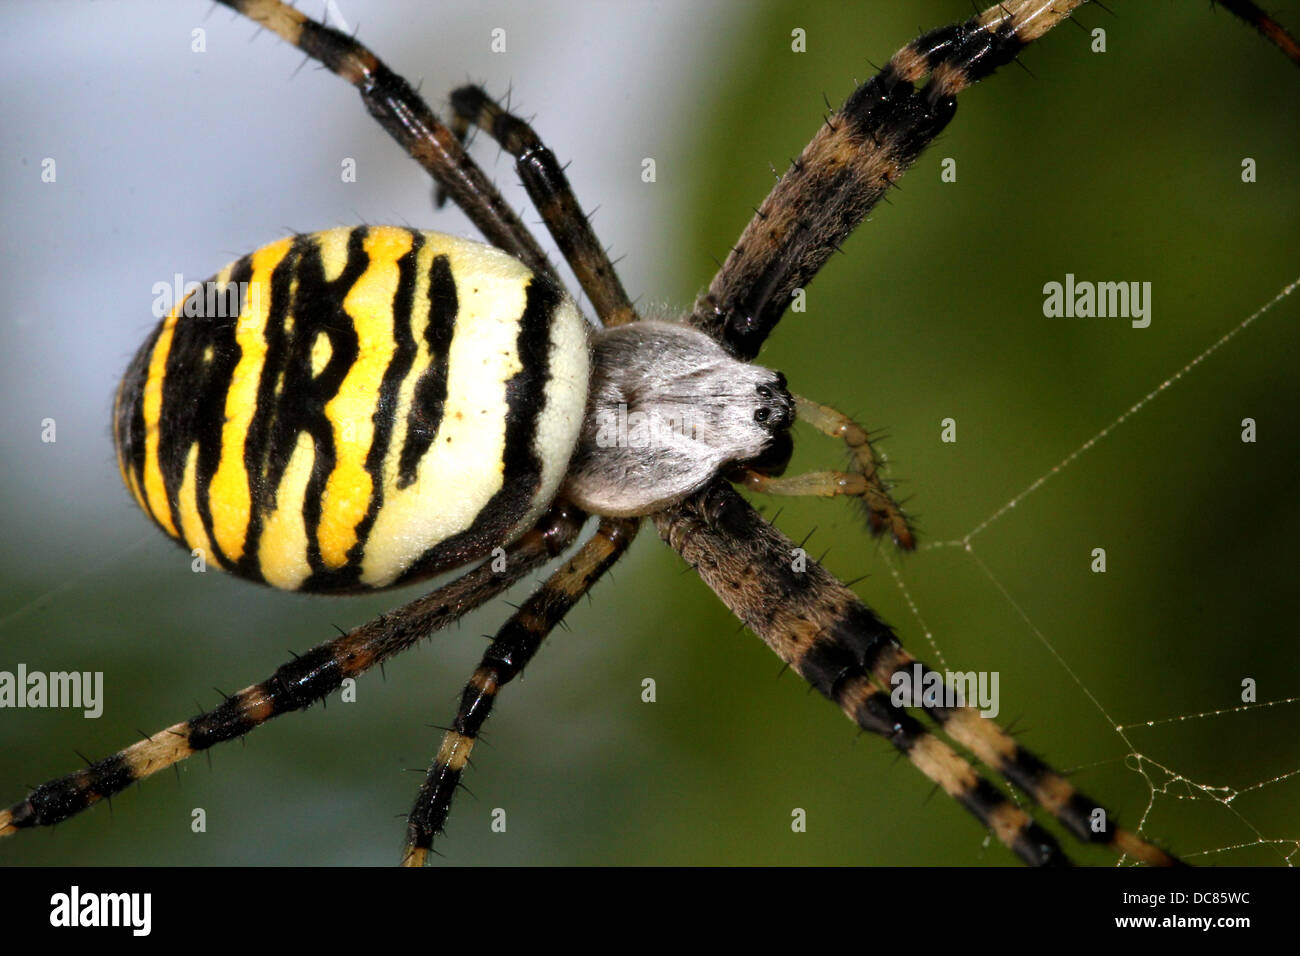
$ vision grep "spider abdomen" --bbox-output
[114,226,589,592]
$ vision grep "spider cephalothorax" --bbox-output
[568,320,795,516]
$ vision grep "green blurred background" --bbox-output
[1,1,1296,866]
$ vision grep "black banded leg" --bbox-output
[656,483,1179,865]
[439,84,639,328]
[215,0,554,279]
[688,0,1086,358]
[402,516,639,866]
[871,644,1181,866]
[654,484,1065,863]
[0,504,585,839]
[837,674,1070,865]
[737,394,915,551]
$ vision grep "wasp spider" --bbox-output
[3,1,1297,865]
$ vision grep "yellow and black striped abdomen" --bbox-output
[114,226,589,592]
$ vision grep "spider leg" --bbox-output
[215,0,553,279]
[687,0,1086,359]
[0,504,585,839]
[655,482,1179,865]
[401,517,640,867]
[835,668,1070,865]
[439,85,639,328]
[872,645,1178,866]
[735,394,916,550]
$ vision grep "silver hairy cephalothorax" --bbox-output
[563,321,794,516]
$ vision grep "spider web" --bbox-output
[880,276,1300,865]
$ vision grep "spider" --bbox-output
[2,1,1300,868]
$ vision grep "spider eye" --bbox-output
[754,407,770,423]
[756,384,772,399]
